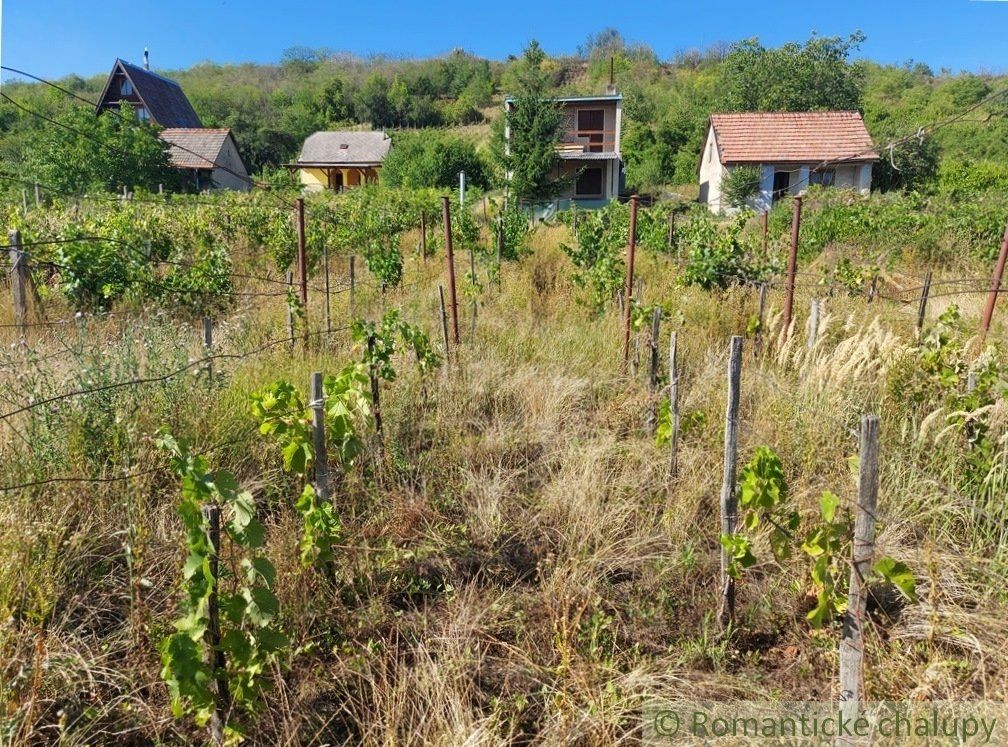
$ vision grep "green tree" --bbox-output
[722,165,762,208]
[718,33,866,112]
[355,73,394,127]
[23,104,176,193]
[381,131,488,189]
[495,41,566,203]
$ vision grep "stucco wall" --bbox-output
[299,166,380,192]
[555,159,618,202]
[210,138,250,192]
[699,127,724,211]
[560,101,619,152]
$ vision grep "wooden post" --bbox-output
[754,283,768,358]
[286,270,295,346]
[667,331,680,481]
[34,183,41,207]
[718,336,744,629]
[442,196,460,345]
[8,230,28,339]
[21,189,28,212]
[978,219,1008,350]
[294,198,308,314]
[322,241,331,336]
[367,335,383,452]
[647,307,661,435]
[914,270,933,341]
[310,372,330,505]
[200,504,229,746]
[469,243,477,337]
[781,195,802,338]
[349,255,356,319]
[203,316,213,387]
[761,210,769,257]
[158,183,164,195]
[806,298,820,351]
[438,286,450,364]
[419,210,427,263]
[839,415,880,727]
[667,211,676,252]
[496,217,505,279]
[619,195,640,372]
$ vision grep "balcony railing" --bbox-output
[557,129,618,154]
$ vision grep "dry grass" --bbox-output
[2,224,1008,744]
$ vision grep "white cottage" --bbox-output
[699,111,878,213]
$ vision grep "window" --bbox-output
[810,168,836,187]
[136,106,150,122]
[576,166,604,197]
[120,78,133,96]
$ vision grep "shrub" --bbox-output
[381,131,489,190]
[721,165,762,209]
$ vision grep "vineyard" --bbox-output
[3,185,1008,744]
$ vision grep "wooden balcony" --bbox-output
[557,129,618,154]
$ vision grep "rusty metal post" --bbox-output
[620,195,640,371]
[295,197,308,306]
[781,196,802,338]
[978,218,1008,350]
[200,504,229,745]
[442,196,460,345]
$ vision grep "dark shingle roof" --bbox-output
[709,112,879,164]
[160,128,232,169]
[295,131,391,166]
[98,59,202,128]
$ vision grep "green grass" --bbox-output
[2,210,1008,744]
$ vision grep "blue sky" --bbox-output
[1,0,1005,82]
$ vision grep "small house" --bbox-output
[160,129,250,192]
[96,54,250,191]
[699,111,879,213]
[288,131,392,192]
[504,92,624,212]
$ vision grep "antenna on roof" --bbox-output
[144,48,150,71]
[606,56,617,95]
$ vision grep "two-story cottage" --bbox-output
[504,92,624,212]
[95,53,250,191]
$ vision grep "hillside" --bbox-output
[2,31,1008,188]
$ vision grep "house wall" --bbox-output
[555,159,618,203]
[704,155,875,213]
[299,166,380,192]
[699,127,724,211]
[210,139,250,191]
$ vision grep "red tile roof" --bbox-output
[709,111,879,164]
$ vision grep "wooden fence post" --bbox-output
[915,270,933,341]
[806,298,820,351]
[203,316,213,387]
[310,372,330,504]
[322,240,331,336]
[349,255,356,319]
[839,414,880,729]
[978,218,1008,351]
[21,189,28,212]
[34,183,41,207]
[667,331,680,481]
[781,195,802,339]
[718,336,744,629]
[619,195,640,372]
[442,196,461,346]
[647,307,661,435]
[200,504,229,746]
[496,217,505,285]
[7,230,28,339]
[420,209,427,264]
[761,210,769,257]
[295,197,308,307]
[667,211,676,252]
[438,286,451,365]
[285,270,295,346]
[469,243,477,337]
[367,335,384,454]
[754,282,768,359]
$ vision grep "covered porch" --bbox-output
[287,163,382,193]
